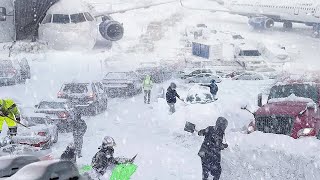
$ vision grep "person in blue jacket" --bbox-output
[166,83,181,114]
[198,117,228,180]
[200,79,218,100]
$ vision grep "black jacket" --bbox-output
[91,147,118,175]
[166,87,180,104]
[198,126,226,157]
[61,147,76,163]
[71,118,87,138]
[201,82,218,95]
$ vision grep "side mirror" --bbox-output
[307,102,316,109]
[257,93,262,107]
[0,7,7,21]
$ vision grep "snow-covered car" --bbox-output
[232,72,264,80]
[11,113,59,149]
[185,73,222,83]
[180,68,217,79]
[102,71,142,97]
[5,160,81,180]
[136,62,171,83]
[0,155,40,178]
[254,67,280,79]
[234,44,268,70]
[0,58,30,86]
[0,144,52,161]
[34,100,74,131]
[57,82,108,115]
[186,85,215,104]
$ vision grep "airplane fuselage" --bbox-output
[226,0,320,24]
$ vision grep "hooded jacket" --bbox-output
[166,86,180,104]
[143,75,153,91]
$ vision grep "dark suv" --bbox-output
[57,82,108,115]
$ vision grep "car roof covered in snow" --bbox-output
[0,155,39,169]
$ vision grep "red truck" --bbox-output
[247,81,320,139]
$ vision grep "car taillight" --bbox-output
[88,93,96,100]
[9,68,17,75]
[38,132,47,136]
[57,91,64,98]
[58,112,69,119]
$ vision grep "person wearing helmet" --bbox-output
[71,109,87,158]
[166,83,181,114]
[60,143,77,164]
[0,98,21,136]
[143,75,153,104]
[200,79,218,100]
[91,136,132,178]
[198,117,228,180]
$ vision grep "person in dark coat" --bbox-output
[91,136,131,178]
[71,111,87,158]
[61,143,77,164]
[200,79,218,100]
[198,117,228,180]
[166,82,181,114]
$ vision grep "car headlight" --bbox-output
[297,128,314,137]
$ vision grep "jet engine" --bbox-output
[99,19,124,41]
[248,17,274,29]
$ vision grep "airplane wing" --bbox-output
[90,0,178,18]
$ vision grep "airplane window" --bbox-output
[70,13,86,23]
[52,14,70,24]
[42,14,52,24]
[84,12,94,21]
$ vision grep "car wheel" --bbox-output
[255,78,260,80]
[189,81,195,83]
[52,131,58,143]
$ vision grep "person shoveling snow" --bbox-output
[200,79,219,101]
[166,83,184,114]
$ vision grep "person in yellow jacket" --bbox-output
[0,98,20,136]
[143,75,153,104]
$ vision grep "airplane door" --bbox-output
[0,0,15,43]
[294,7,299,15]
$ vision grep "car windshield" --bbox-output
[28,117,47,125]
[268,84,319,103]
[38,102,67,109]
[240,50,261,56]
[62,84,88,93]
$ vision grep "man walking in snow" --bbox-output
[200,79,218,100]
[143,75,153,104]
[198,117,228,180]
[71,110,87,158]
[166,83,181,114]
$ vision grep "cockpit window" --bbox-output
[70,13,86,23]
[52,14,70,24]
[84,12,94,21]
[42,14,52,24]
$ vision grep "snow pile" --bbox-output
[268,94,314,104]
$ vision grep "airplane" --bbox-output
[0,0,177,50]
[180,0,320,37]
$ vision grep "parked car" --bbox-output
[186,85,215,104]
[232,72,264,80]
[0,144,52,161]
[5,160,81,180]
[185,73,222,83]
[34,100,74,131]
[0,155,40,178]
[0,59,29,86]
[11,110,59,149]
[246,82,320,140]
[180,68,217,79]
[57,82,108,115]
[254,67,279,79]
[102,71,142,97]
[225,70,246,78]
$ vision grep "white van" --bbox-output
[234,43,267,70]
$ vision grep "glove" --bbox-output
[0,110,8,117]
[16,116,21,122]
[223,143,228,149]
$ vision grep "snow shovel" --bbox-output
[184,121,197,133]
[0,113,29,129]
[110,163,137,180]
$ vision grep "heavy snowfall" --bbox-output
[1,0,320,179]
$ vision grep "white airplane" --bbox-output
[0,0,176,50]
[180,0,320,37]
